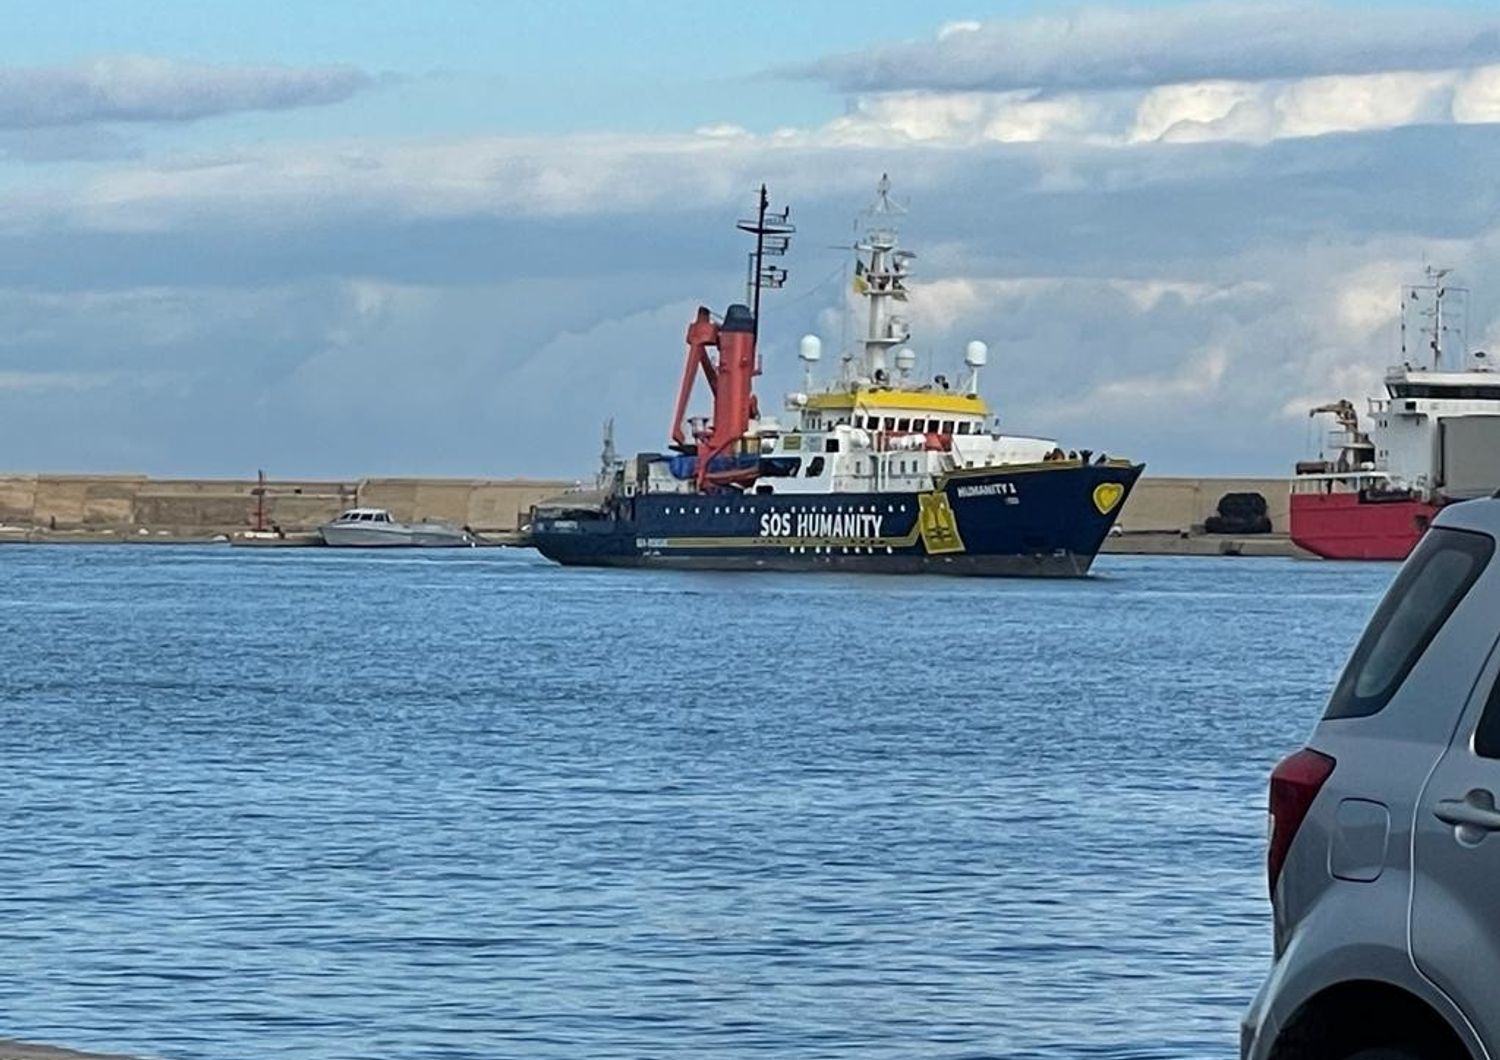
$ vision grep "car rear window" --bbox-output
[1325,526,1494,720]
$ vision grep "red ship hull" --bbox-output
[1289,492,1441,560]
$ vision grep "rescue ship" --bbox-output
[1292,268,1500,560]
[531,177,1143,576]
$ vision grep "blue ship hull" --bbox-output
[532,460,1143,577]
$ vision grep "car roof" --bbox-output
[1434,496,1500,536]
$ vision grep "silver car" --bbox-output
[1243,499,1500,1060]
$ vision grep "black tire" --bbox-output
[1339,1048,1428,1060]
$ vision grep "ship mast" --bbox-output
[597,417,619,488]
[1401,265,1468,370]
[737,185,795,338]
[853,174,912,384]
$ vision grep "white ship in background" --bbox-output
[1294,267,1500,559]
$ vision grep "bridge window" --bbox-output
[941,420,954,434]
[897,418,911,431]
[1390,383,1500,400]
[883,417,896,430]
[806,456,826,477]
[825,438,840,453]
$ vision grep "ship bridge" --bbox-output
[798,387,989,436]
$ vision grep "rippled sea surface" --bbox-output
[0,547,1398,1060]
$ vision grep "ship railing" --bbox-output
[1290,470,1394,495]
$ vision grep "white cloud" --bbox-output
[823,90,1118,145]
[1273,69,1454,139]
[1454,65,1500,123]
[937,20,983,41]
[1079,345,1231,408]
[4,52,1497,242]
[0,55,374,128]
[789,3,1500,94]
[821,65,1500,149]
[1130,81,1268,143]
[8,14,1500,477]
[1331,261,1409,338]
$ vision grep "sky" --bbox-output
[3,0,1500,479]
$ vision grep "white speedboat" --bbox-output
[319,508,473,548]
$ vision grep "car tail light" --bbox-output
[1268,748,1336,896]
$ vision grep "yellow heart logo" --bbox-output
[1092,482,1125,515]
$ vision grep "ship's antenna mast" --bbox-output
[597,417,618,488]
[1432,266,1449,369]
[855,173,912,383]
[1403,266,1467,370]
[737,185,795,338]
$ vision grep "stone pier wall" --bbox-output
[1118,476,1291,534]
[0,475,574,535]
[0,472,1293,537]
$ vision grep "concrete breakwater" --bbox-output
[1103,475,1304,557]
[0,474,572,539]
[0,472,1299,553]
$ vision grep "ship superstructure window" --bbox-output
[806,456,826,477]
[1389,383,1500,400]
[825,438,840,453]
[884,417,896,430]
[898,418,910,431]
[942,421,954,434]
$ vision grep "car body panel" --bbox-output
[1244,499,1500,1060]
[1411,623,1500,1050]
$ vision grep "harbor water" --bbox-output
[0,547,1396,1060]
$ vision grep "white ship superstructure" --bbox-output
[757,175,1069,497]
[1293,268,1500,559]
[1303,269,1500,503]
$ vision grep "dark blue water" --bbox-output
[0,547,1396,1060]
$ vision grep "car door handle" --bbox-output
[1434,795,1500,832]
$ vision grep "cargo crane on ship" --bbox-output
[667,186,792,490]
